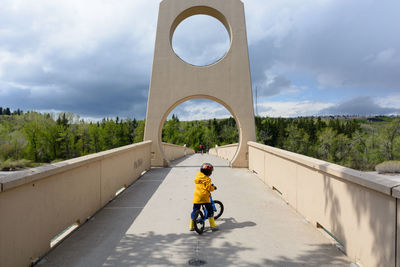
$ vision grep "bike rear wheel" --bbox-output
[193,210,205,235]
[213,200,224,219]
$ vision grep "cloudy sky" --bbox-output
[1,0,399,121]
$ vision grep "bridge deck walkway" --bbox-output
[40,154,352,266]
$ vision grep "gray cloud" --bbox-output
[168,99,231,121]
[1,0,400,120]
[248,0,400,95]
[319,96,400,116]
[249,40,277,87]
[249,38,297,97]
[259,75,293,97]
[0,2,154,119]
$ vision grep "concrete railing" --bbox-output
[209,143,238,161]
[209,146,218,156]
[248,141,400,267]
[0,141,152,267]
[162,142,195,161]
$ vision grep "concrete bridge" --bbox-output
[2,141,400,266]
[2,1,397,266]
[34,154,351,267]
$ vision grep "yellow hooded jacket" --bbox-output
[193,172,215,204]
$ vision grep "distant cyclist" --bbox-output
[189,163,219,231]
[199,144,205,154]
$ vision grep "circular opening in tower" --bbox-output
[172,15,231,66]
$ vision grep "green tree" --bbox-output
[379,119,400,160]
[283,124,310,155]
[89,123,102,153]
[23,113,45,162]
[76,120,91,155]
[347,131,368,170]
[332,133,352,164]
[133,120,145,143]
[318,128,336,161]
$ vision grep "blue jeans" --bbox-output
[191,203,214,219]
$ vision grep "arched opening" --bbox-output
[158,97,240,165]
[169,6,232,67]
[171,14,230,66]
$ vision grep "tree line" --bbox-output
[1,106,399,171]
[254,116,400,171]
[162,114,238,151]
[0,109,144,165]
[0,107,23,116]
[162,115,400,171]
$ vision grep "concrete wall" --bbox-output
[144,0,256,168]
[162,142,195,161]
[248,141,400,267]
[209,143,238,163]
[0,141,152,267]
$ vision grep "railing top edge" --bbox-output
[392,186,400,199]
[0,140,152,193]
[100,140,152,157]
[216,143,239,148]
[161,142,187,148]
[248,141,400,197]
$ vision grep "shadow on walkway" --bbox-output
[40,154,352,266]
[102,230,253,266]
[262,244,351,267]
[102,215,258,266]
[102,230,350,266]
[40,162,174,266]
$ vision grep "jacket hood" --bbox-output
[194,172,208,183]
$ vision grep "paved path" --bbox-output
[39,154,352,266]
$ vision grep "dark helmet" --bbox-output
[200,163,214,176]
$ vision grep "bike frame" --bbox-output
[192,196,223,234]
[200,196,217,222]
[210,196,217,213]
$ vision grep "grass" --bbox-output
[0,159,35,171]
[375,161,400,174]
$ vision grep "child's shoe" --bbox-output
[189,220,195,231]
[208,217,219,231]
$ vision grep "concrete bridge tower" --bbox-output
[144,0,256,167]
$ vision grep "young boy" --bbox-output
[190,163,219,231]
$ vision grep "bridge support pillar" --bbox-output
[144,0,256,167]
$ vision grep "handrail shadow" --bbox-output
[40,162,174,266]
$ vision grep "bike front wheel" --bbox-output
[193,210,205,235]
[213,200,224,219]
